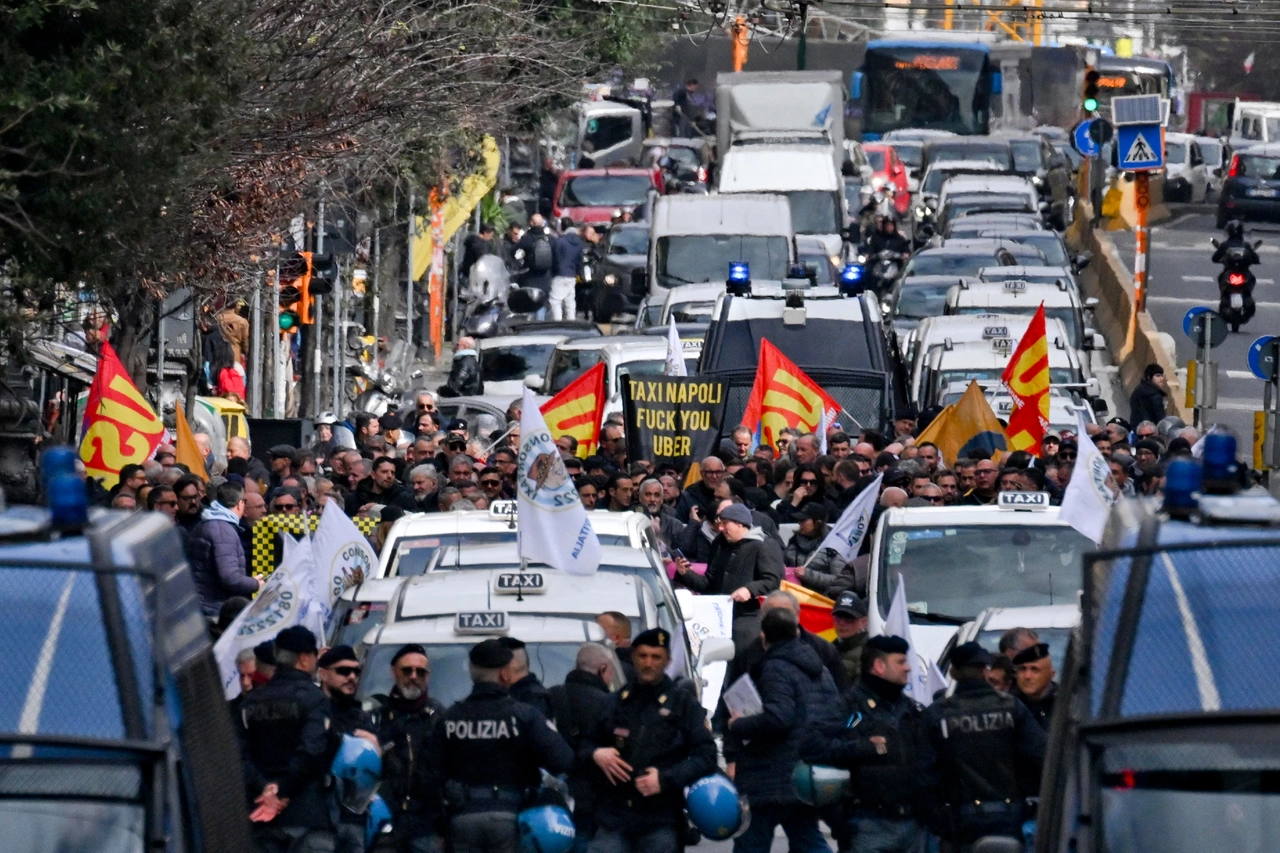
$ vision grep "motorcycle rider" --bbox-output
[1212,219,1260,329]
[867,217,911,257]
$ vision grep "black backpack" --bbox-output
[531,234,554,273]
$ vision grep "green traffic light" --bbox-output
[1084,97,1098,112]
[279,313,296,331]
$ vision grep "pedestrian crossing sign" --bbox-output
[1117,123,1163,171]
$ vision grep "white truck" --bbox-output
[715,71,848,262]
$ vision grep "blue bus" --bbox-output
[854,40,999,139]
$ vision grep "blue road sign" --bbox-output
[1073,120,1100,158]
[1117,123,1163,171]
[1249,335,1279,381]
[1183,305,1210,338]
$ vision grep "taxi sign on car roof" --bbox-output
[456,611,508,634]
[999,491,1050,510]
[489,500,517,519]
[982,325,1009,339]
[991,337,1015,353]
[494,572,546,594]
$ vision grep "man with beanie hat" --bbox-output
[433,640,573,853]
[319,645,378,853]
[822,635,936,853]
[925,642,1047,848]
[587,628,717,853]
[238,626,337,853]
[1129,363,1169,426]
[369,644,447,853]
[676,501,783,653]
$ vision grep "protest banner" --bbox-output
[622,376,728,469]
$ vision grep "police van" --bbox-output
[866,492,1094,666]
[374,501,658,578]
[355,568,663,707]
[0,453,251,853]
[918,338,1086,410]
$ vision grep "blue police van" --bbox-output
[0,448,251,853]
[1036,435,1280,853]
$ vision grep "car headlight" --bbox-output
[604,273,617,286]
[871,176,886,190]
[829,255,842,268]
[915,206,927,217]
[1032,175,1043,186]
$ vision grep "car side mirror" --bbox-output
[1087,329,1107,350]
[1084,296,1100,310]
[524,373,544,391]
[1074,251,1093,271]
[697,637,737,668]
[1091,397,1109,415]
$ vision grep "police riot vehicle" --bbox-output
[1036,434,1280,853]
[866,492,1094,665]
[0,448,252,853]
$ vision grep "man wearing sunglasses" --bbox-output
[318,646,379,853]
[370,644,447,853]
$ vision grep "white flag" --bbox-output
[213,536,323,700]
[310,497,378,612]
[1058,412,1118,544]
[817,409,830,455]
[818,473,882,562]
[665,317,687,377]
[516,387,601,575]
[880,572,945,707]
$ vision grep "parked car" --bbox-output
[1164,131,1210,203]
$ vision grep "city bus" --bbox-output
[1092,54,1175,116]
[855,39,999,139]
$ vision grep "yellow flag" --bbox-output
[412,135,501,282]
[175,402,208,481]
[915,381,1008,467]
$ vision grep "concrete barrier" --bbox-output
[1067,196,1192,423]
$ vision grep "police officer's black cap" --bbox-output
[496,636,526,651]
[894,408,918,422]
[318,645,359,668]
[1108,416,1131,431]
[379,412,403,431]
[269,444,297,459]
[632,628,670,651]
[391,643,428,665]
[254,640,276,666]
[1010,642,1051,666]
[832,591,867,618]
[792,502,827,523]
[274,625,318,654]
[864,634,909,655]
[446,418,469,433]
[470,639,514,669]
[950,641,993,668]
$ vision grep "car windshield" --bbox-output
[558,175,652,208]
[0,800,145,851]
[330,602,388,648]
[955,305,1080,348]
[844,180,864,211]
[798,254,835,285]
[548,349,604,393]
[989,233,1069,265]
[923,169,992,195]
[866,149,887,171]
[360,641,581,707]
[935,367,1077,392]
[1009,139,1043,172]
[895,282,955,318]
[388,533,520,576]
[481,344,559,382]
[1200,140,1222,166]
[607,227,650,255]
[891,142,924,169]
[655,235,790,288]
[1165,141,1187,165]
[905,253,995,278]
[945,194,1034,218]
[926,143,1011,170]
[1234,155,1280,180]
[877,523,1092,620]
[669,301,717,323]
[785,190,841,235]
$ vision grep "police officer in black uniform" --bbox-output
[925,642,1046,849]
[549,643,619,853]
[369,644,447,853]
[433,639,575,853]
[239,625,337,853]
[824,635,937,853]
[498,636,553,718]
[318,645,380,853]
[586,628,717,853]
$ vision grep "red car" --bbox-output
[862,143,911,216]
[552,167,664,224]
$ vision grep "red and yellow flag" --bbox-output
[782,581,837,641]
[540,362,605,458]
[1000,303,1051,456]
[174,402,209,481]
[79,341,165,482]
[740,340,838,452]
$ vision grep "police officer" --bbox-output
[1010,642,1057,730]
[587,628,717,853]
[239,625,336,853]
[498,636,553,718]
[824,635,936,853]
[548,643,619,853]
[434,639,574,853]
[925,642,1046,849]
[319,645,380,853]
[369,644,446,853]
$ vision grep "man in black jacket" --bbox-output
[728,609,845,853]
[345,457,419,516]
[548,643,617,851]
[672,456,725,522]
[319,646,379,853]
[238,626,336,853]
[676,503,782,652]
[439,336,482,398]
[369,644,446,853]
[1128,364,1169,427]
[497,636,552,719]
[587,629,716,853]
[824,635,937,853]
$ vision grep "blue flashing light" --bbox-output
[1163,457,1201,517]
[47,475,88,528]
[1202,432,1238,483]
[41,446,78,484]
[840,263,864,284]
[728,262,750,284]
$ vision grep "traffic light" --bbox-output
[1083,68,1101,114]
[277,251,310,331]
[309,253,338,297]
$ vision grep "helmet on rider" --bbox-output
[1227,219,1245,240]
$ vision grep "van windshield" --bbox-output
[559,175,652,208]
[656,235,790,288]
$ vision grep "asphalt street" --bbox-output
[1109,207,1275,439]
